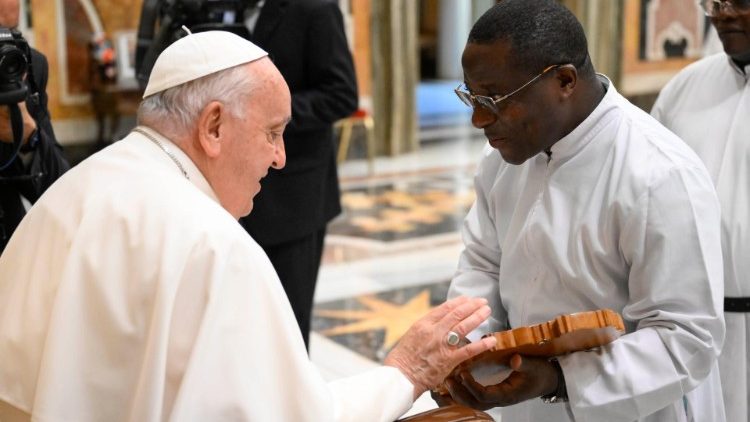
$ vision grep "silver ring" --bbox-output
[446,331,460,347]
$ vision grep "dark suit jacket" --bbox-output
[239,0,357,246]
[0,49,70,252]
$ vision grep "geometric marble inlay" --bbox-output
[329,169,476,242]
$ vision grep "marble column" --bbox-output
[371,0,419,155]
[560,0,624,85]
[436,0,471,80]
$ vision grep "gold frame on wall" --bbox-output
[56,0,105,105]
[620,0,706,95]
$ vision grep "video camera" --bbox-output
[0,27,35,106]
[135,0,261,88]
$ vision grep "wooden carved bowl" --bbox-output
[396,404,494,421]
[435,309,625,395]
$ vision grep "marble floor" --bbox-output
[309,125,503,419]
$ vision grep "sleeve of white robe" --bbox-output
[561,165,725,421]
[649,65,691,129]
[167,235,414,422]
[650,88,666,122]
[447,153,507,339]
[650,79,675,126]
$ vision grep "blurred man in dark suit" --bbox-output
[239,0,358,349]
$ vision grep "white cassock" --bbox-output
[0,127,414,422]
[448,76,726,422]
[652,53,750,422]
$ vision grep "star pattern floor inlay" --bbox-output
[313,281,451,361]
[328,168,476,242]
[310,132,495,418]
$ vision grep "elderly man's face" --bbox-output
[0,0,19,28]
[711,3,750,64]
[220,62,290,218]
[461,39,563,165]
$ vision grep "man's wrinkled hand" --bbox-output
[445,354,560,410]
[383,296,497,400]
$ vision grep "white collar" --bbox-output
[725,55,750,81]
[132,126,221,205]
[547,74,619,164]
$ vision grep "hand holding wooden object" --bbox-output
[434,309,625,410]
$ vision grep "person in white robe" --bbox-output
[0,31,499,421]
[441,1,726,421]
[651,2,750,421]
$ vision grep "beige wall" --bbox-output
[35,0,375,144]
[30,0,142,143]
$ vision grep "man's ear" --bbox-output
[196,101,224,158]
[555,65,577,99]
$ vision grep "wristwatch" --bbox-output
[541,358,569,403]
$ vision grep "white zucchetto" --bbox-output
[143,30,268,98]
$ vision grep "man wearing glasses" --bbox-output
[652,1,750,420]
[443,1,726,421]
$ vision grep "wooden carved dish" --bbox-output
[396,404,494,422]
[436,309,625,394]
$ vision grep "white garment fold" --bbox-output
[653,53,750,422]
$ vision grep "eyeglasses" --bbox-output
[455,64,561,115]
[699,0,750,16]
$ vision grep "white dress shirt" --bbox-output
[653,53,750,422]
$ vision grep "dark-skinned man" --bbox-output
[652,1,750,420]
[444,1,725,421]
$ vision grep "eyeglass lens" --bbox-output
[701,0,750,16]
[456,87,496,112]
[456,89,473,108]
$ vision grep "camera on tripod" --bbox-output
[0,26,32,106]
[135,0,260,89]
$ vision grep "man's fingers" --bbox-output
[422,296,470,324]
[454,335,496,364]
[459,368,521,407]
[445,377,489,410]
[430,389,456,407]
[459,370,499,403]
[449,305,492,339]
[437,297,489,333]
[510,354,523,371]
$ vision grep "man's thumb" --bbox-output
[509,354,523,371]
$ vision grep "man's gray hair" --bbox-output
[137,63,258,138]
